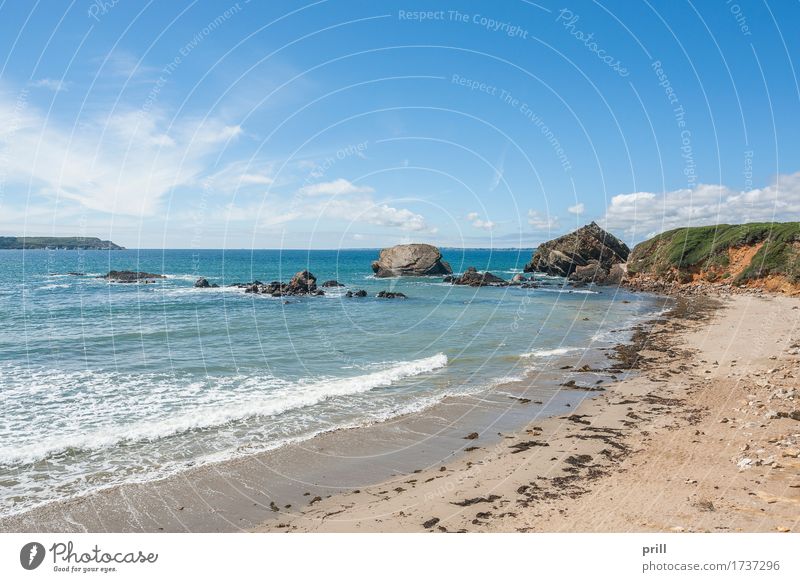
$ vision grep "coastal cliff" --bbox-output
[625,222,800,294]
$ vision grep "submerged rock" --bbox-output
[523,222,629,284]
[371,244,452,277]
[345,289,368,298]
[376,290,407,298]
[321,280,344,287]
[102,270,165,283]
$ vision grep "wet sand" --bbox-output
[5,292,798,533]
[0,309,635,533]
[254,293,800,532]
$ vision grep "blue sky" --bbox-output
[1,0,798,248]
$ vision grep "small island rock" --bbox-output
[371,244,452,278]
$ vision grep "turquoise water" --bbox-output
[0,248,661,515]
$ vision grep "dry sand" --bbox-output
[256,293,800,532]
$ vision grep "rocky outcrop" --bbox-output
[234,271,324,297]
[371,244,452,277]
[102,270,165,282]
[322,280,344,287]
[524,222,629,284]
[449,266,508,287]
[376,290,407,298]
[287,270,317,293]
[194,278,219,288]
[345,289,368,298]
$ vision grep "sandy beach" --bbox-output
[3,290,798,533]
[255,291,800,533]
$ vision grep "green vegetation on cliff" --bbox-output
[627,222,800,284]
[0,236,124,250]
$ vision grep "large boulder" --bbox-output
[450,266,508,287]
[371,244,452,277]
[524,222,629,282]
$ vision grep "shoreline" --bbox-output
[3,290,798,532]
[253,291,800,532]
[0,292,667,532]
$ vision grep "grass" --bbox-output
[628,222,800,284]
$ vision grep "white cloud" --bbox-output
[0,94,242,216]
[527,209,559,230]
[602,173,800,240]
[466,212,495,230]
[322,197,433,232]
[567,202,585,215]
[299,178,373,196]
[31,78,69,92]
[207,160,274,193]
[221,202,300,226]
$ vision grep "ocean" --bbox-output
[0,248,662,516]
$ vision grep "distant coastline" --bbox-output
[0,236,124,250]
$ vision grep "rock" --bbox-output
[236,272,321,296]
[450,266,508,287]
[102,270,166,283]
[287,270,317,294]
[776,410,800,421]
[605,263,627,285]
[371,244,452,277]
[322,280,344,287]
[194,278,211,288]
[464,432,479,440]
[376,290,407,299]
[570,261,609,284]
[354,289,367,297]
[523,222,629,282]
[511,274,528,283]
